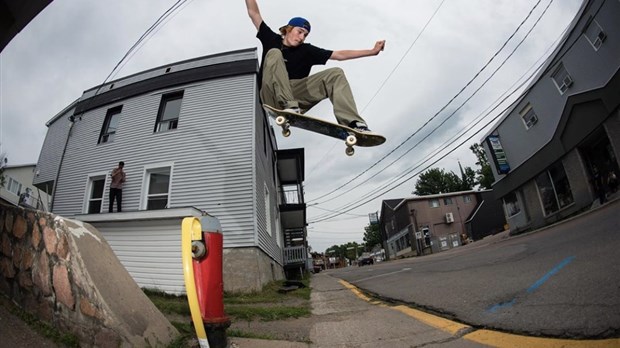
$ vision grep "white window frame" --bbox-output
[155,91,183,133]
[463,195,472,203]
[519,103,538,130]
[429,199,440,208]
[6,177,22,196]
[98,105,122,144]
[551,63,573,95]
[82,172,108,214]
[584,19,606,51]
[139,162,174,210]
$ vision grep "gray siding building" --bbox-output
[34,48,308,294]
[482,0,620,234]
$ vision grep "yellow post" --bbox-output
[181,217,210,348]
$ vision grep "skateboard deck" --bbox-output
[264,104,386,156]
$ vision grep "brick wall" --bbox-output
[0,202,177,347]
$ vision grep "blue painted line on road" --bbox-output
[526,256,575,293]
[487,299,516,313]
[486,256,575,313]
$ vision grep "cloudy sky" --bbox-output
[1,0,583,252]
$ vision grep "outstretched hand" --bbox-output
[373,40,386,55]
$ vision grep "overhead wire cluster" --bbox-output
[89,0,192,100]
[308,0,569,224]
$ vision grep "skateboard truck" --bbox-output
[275,116,292,137]
[344,134,357,156]
[275,115,358,156]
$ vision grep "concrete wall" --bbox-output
[223,247,285,293]
[0,203,178,347]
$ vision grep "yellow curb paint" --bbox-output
[392,305,471,335]
[339,280,373,302]
[339,279,619,347]
[464,330,620,348]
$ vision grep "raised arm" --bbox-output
[330,40,386,61]
[245,0,263,30]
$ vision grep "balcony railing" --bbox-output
[281,184,303,205]
[283,245,306,265]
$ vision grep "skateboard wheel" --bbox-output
[345,147,355,156]
[282,129,291,137]
[275,116,287,126]
[346,135,357,146]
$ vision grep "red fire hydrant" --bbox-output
[192,216,230,347]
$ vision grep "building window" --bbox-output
[584,19,606,51]
[429,199,440,208]
[144,167,171,210]
[535,162,574,216]
[155,91,183,132]
[98,106,122,144]
[443,197,453,205]
[463,195,472,203]
[519,103,538,129]
[503,191,521,217]
[551,63,573,95]
[7,177,22,196]
[87,176,106,214]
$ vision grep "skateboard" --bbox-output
[263,104,386,156]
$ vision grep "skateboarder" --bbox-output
[245,0,385,133]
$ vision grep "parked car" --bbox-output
[358,252,374,266]
[312,259,324,273]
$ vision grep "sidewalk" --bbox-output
[229,272,487,348]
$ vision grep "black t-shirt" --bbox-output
[257,21,332,85]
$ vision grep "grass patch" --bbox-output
[143,288,190,316]
[166,322,195,348]
[224,279,311,304]
[145,278,313,345]
[2,301,79,347]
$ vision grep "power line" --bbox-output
[309,4,571,223]
[306,0,446,179]
[311,0,556,214]
[85,0,191,105]
[307,0,545,205]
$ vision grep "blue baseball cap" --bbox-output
[279,17,311,34]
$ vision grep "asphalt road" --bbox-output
[330,198,620,339]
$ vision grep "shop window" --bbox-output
[503,191,521,217]
[535,162,574,215]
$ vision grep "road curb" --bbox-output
[339,279,620,347]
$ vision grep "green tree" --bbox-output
[460,166,477,191]
[326,242,363,262]
[470,143,494,189]
[414,168,471,195]
[363,223,381,250]
[325,244,344,259]
[414,168,448,195]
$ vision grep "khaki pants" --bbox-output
[260,48,366,126]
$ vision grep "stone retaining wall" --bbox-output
[0,202,178,347]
